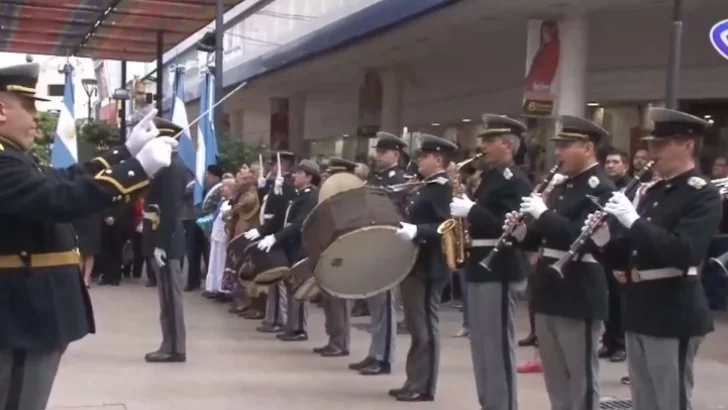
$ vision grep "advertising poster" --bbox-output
[522,20,561,117]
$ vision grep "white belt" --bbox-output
[542,248,598,263]
[263,214,274,220]
[470,239,498,248]
[632,267,698,282]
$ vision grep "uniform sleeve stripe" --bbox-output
[91,157,110,169]
[94,171,149,194]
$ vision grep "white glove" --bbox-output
[244,228,261,240]
[395,222,417,241]
[274,175,284,195]
[450,196,475,218]
[125,109,160,156]
[583,212,610,247]
[135,136,178,178]
[220,200,232,214]
[153,248,166,267]
[519,195,548,219]
[604,192,640,228]
[257,175,267,189]
[257,235,277,252]
[502,211,527,242]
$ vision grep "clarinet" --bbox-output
[547,160,655,277]
[478,162,563,272]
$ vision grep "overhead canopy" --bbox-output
[0,0,243,61]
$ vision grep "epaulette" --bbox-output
[688,176,707,189]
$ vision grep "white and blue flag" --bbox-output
[194,67,219,206]
[171,65,196,173]
[51,64,77,168]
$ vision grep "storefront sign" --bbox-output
[710,19,728,61]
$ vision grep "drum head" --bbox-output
[253,266,289,285]
[318,172,364,203]
[314,225,418,299]
[294,278,320,302]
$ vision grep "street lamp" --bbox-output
[81,78,98,122]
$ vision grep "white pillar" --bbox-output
[556,16,588,118]
[289,92,306,156]
[379,67,404,134]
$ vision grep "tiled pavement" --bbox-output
[48,282,728,410]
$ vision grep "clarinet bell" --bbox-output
[478,249,498,272]
[708,250,728,277]
[547,258,566,279]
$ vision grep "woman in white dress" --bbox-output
[205,178,236,297]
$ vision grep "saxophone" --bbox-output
[437,154,481,271]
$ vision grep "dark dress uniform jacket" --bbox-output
[369,166,407,213]
[604,169,719,338]
[141,155,188,259]
[258,174,296,237]
[526,165,615,321]
[404,171,452,282]
[274,186,318,263]
[0,140,151,350]
[466,164,533,283]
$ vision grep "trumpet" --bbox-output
[455,152,484,172]
[548,160,655,278]
[479,162,563,271]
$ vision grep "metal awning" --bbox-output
[0,0,243,61]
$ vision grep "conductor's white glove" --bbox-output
[450,196,475,218]
[583,212,611,247]
[502,211,527,242]
[395,222,417,241]
[519,195,547,220]
[274,175,284,195]
[135,136,177,178]
[257,235,277,252]
[153,248,166,268]
[604,192,640,228]
[244,228,261,240]
[125,109,160,156]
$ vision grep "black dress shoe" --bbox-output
[145,280,157,288]
[319,346,349,357]
[388,386,409,397]
[517,333,538,347]
[609,349,627,363]
[184,285,199,292]
[597,345,613,359]
[359,360,391,375]
[144,351,186,363]
[256,324,283,333]
[278,332,308,341]
[620,376,630,385]
[313,345,331,354]
[348,357,375,370]
[395,391,434,402]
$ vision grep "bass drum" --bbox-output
[301,186,418,299]
[318,172,364,203]
[236,241,289,285]
[290,258,321,302]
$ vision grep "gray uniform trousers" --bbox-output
[153,259,186,354]
[322,293,351,351]
[0,347,65,410]
[534,313,600,410]
[626,332,703,410]
[285,297,308,333]
[468,281,519,410]
[400,276,446,395]
[263,282,288,327]
[366,289,396,363]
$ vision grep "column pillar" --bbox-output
[556,16,588,118]
[289,92,306,155]
[379,67,404,134]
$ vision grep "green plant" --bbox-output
[78,120,120,146]
[216,138,267,172]
[36,111,58,145]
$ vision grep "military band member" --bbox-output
[390,134,455,402]
[508,115,615,410]
[257,159,321,341]
[314,157,356,357]
[449,115,533,410]
[245,151,297,333]
[585,108,718,410]
[142,118,193,363]
[0,63,174,410]
[346,132,405,375]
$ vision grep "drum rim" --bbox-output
[301,185,383,239]
[293,277,319,301]
[314,225,419,299]
[253,267,290,285]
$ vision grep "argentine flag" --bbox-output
[194,67,219,206]
[51,64,77,168]
[171,65,196,173]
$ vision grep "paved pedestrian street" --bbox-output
[48,282,728,410]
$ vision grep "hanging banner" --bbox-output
[709,19,728,61]
[522,20,561,117]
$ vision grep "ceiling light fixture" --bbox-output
[431,122,440,126]
[587,102,599,107]
[462,118,471,123]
